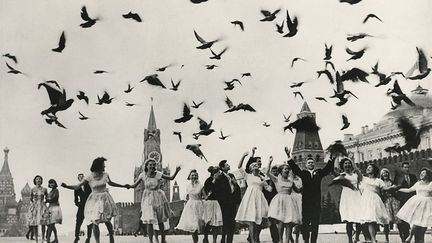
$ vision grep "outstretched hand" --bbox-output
[60,182,67,188]
[269,156,273,163]
[243,151,249,157]
[175,166,181,172]
[284,147,291,156]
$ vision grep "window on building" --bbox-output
[360,152,364,162]
[308,142,312,148]
[314,142,319,149]
[368,150,373,160]
[377,149,382,159]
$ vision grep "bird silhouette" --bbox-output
[329,174,356,190]
[174,103,193,123]
[186,144,208,161]
[173,131,182,143]
[191,100,205,109]
[347,33,372,42]
[45,114,67,129]
[224,97,256,113]
[96,91,114,105]
[346,47,366,61]
[340,68,369,83]
[407,47,430,80]
[52,31,66,53]
[205,64,218,70]
[194,30,220,49]
[325,61,336,71]
[125,102,137,107]
[80,6,98,28]
[224,79,242,90]
[170,79,181,91]
[231,20,244,31]
[317,69,335,84]
[293,91,304,100]
[371,62,393,87]
[94,70,108,74]
[324,44,333,60]
[156,64,174,72]
[193,117,215,137]
[77,91,89,104]
[122,11,142,22]
[397,116,429,151]
[210,47,228,60]
[124,84,134,93]
[283,113,292,122]
[219,130,230,140]
[263,122,271,127]
[276,21,284,34]
[326,140,348,157]
[290,81,306,88]
[190,0,208,3]
[5,62,22,74]
[363,14,382,23]
[291,57,306,68]
[2,53,17,63]
[315,97,328,102]
[140,74,166,88]
[241,72,251,78]
[38,81,74,116]
[284,116,320,133]
[283,10,298,37]
[340,0,362,4]
[260,9,281,22]
[341,115,350,130]
[386,80,415,108]
[78,111,89,120]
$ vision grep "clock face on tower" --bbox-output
[148,151,161,163]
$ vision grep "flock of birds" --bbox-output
[2,1,431,162]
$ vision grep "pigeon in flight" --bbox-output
[2,53,17,63]
[210,47,228,60]
[231,20,244,31]
[194,30,220,49]
[77,91,89,104]
[260,9,281,22]
[38,81,74,116]
[283,10,298,37]
[186,144,208,161]
[140,74,166,88]
[174,103,193,123]
[173,131,182,143]
[341,115,350,130]
[52,31,66,53]
[363,14,382,23]
[346,47,366,61]
[80,6,98,28]
[122,11,142,22]
[170,79,181,91]
[96,91,114,105]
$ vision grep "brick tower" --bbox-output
[291,102,325,168]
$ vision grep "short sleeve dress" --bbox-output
[235,169,269,225]
[358,177,390,225]
[397,181,432,227]
[176,182,204,232]
[139,171,173,224]
[339,173,362,223]
[268,176,301,224]
[28,186,49,226]
[84,172,118,224]
[47,188,63,224]
[382,179,401,224]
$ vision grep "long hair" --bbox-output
[90,157,106,172]
[421,167,432,182]
[48,179,58,188]
[367,163,380,178]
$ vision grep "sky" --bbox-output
[1,0,432,234]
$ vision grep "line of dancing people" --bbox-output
[26,148,432,243]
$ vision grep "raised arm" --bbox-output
[266,156,277,183]
[61,179,88,190]
[321,156,335,176]
[285,146,302,177]
[107,174,126,188]
[238,151,249,169]
[161,166,181,180]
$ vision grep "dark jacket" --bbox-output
[395,173,417,206]
[74,183,91,208]
[214,172,234,205]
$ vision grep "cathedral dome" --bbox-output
[385,85,432,118]
[21,182,31,196]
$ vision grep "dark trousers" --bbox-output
[301,207,320,243]
[269,220,279,243]
[397,221,410,241]
[75,207,92,239]
[220,203,236,243]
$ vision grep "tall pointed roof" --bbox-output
[21,183,31,195]
[300,102,311,113]
[147,104,157,130]
[0,147,11,176]
[174,181,178,186]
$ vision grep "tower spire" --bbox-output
[0,147,11,176]
[147,98,157,130]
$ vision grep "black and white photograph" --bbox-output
[1,0,432,243]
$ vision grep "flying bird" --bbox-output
[363,14,382,23]
[315,97,327,102]
[276,21,284,34]
[78,111,89,120]
[45,114,67,129]
[219,130,230,140]
[326,140,348,157]
[346,47,366,61]
[317,69,334,84]
[186,144,208,161]
[5,62,22,74]
[241,72,251,78]
[340,68,369,83]
[283,113,292,123]
[52,31,66,53]
[291,57,306,68]
[38,81,74,116]
[284,116,320,133]
[324,44,333,60]
[173,131,182,143]
[140,74,166,88]
[231,20,244,31]
[347,33,373,42]
[193,117,215,137]
[406,47,431,80]
[191,100,205,109]
[194,30,220,49]
[205,64,218,70]
[77,91,89,104]
[328,174,357,190]
[210,47,228,60]
[122,11,142,22]
[397,116,429,151]
[283,10,298,37]
[170,79,181,91]
[174,103,193,123]
[263,122,271,127]
[125,102,137,107]
[340,0,362,4]
[124,84,134,93]
[290,81,306,88]
[156,64,174,72]
[224,97,256,113]
[260,9,281,22]
[386,80,415,108]
[80,6,98,28]
[371,62,393,87]
[96,91,114,105]
[224,79,242,90]
[293,91,304,100]
[190,0,208,3]
[94,70,108,74]
[325,61,336,71]
[341,115,350,130]
[2,53,17,63]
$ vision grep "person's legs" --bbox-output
[85,224,93,243]
[203,223,210,243]
[52,224,58,243]
[212,226,218,243]
[46,224,52,242]
[158,223,166,243]
[34,225,39,243]
[301,215,311,243]
[354,223,361,242]
[93,224,101,243]
[286,224,294,243]
[269,219,279,243]
[147,224,155,243]
[346,222,354,243]
[367,223,377,243]
[105,221,115,243]
[41,225,46,241]
[310,214,320,243]
[277,221,284,243]
[414,226,427,243]
[75,211,84,243]
[398,221,411,242]
[192,231,199,243]
[384,224,390,242]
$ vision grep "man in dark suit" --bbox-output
[73,173,92,243]
[285,147,334,243]
[395,162,417,242]
[216,160,237,243]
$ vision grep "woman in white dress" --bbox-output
[358,163,391,243]
[62,157,126,243]
[235,154,270,243]
[128,159,181,243]
[291,172,303,243]
[29,175,49,243]
[267,156,301,243]
[396,168,432,243]
[176,169,204,243]
[337,158,362,243]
